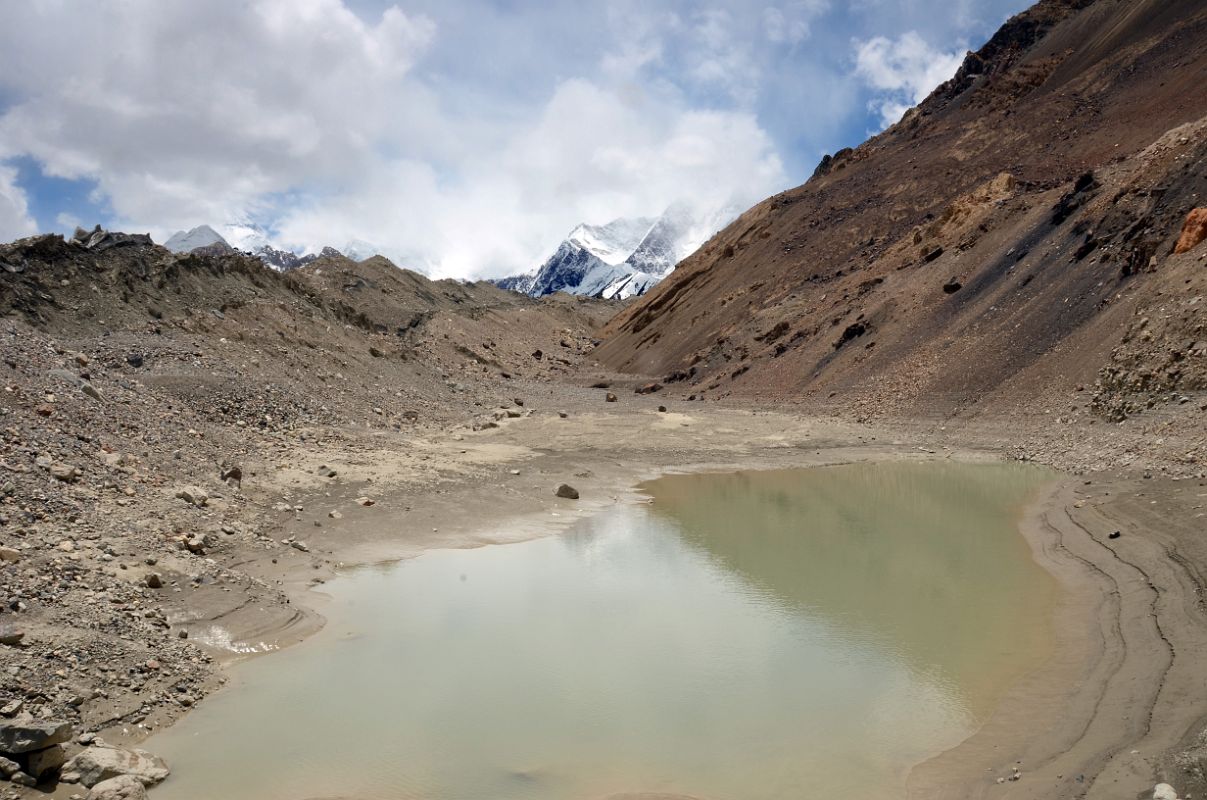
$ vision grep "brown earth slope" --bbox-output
[595,0,1206,456]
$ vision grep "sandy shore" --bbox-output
[909,477,1207,798]
[140,394,1207,800]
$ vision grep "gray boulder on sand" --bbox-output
[555,484,580,499]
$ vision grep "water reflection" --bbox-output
[148,462,1055,800]
[645,462,1054,713]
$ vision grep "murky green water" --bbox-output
[148,462,1055,800]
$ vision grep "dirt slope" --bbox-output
[595,0,1206,446]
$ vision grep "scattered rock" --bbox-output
[175,487,209,507]
[0,625,23,646]
[355,496,375,507]
[290,540,310,553]
[27,743,67,780]
[0,547,19,563]
[220,466,242,487]
[0,756,17,778]
[1109,531,1121,539]
[557,411,569,418]
[0,719,72,754]
[1173,208,1207,254]
[605,392,617,403]
[62,745,169,788]
[942,279,963,294]
[125,353,144,368]
[87,774,149,800]
[658,405,667,412]
[144,573,163,589]
[368,346,384,358]
[317,465,337,478]
[1153,783,1179,800]
[635,382,663,395]
[555,484,580,500]
[50,462,81,482]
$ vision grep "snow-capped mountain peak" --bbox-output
[160,222,373,271]
[566,217,655,266]
[163,225,229,253]
[494,203,734,301]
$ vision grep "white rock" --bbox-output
[63,745,169,788]
[87,774,148,799]
[1153,784,1178,800]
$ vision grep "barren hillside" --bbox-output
[595,0,1206,447]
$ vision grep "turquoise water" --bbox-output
[148,462,1054,800]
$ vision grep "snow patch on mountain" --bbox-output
[568,218,655,265]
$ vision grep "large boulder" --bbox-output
[63,745,169,788]
[87,775,148,800]
[0,719,72,755]
[27,743,67,779]
[1174,208,1207,254]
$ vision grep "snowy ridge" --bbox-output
[568,217,655,265]
[160,223,387,272]
[494,204,734,300]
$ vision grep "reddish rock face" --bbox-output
[1174,208,1207,254]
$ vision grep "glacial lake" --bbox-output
[148,461,1056,800]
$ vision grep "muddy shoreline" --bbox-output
[133,403,1207,800]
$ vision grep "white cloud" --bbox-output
[853,31,964,128]
[273,79,785,278]
[764,1,830,45]
[0,0,436,238]
[0,0,787,277]
[0,0,1022,275]
[0,165,37,242]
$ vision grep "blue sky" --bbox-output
[0,0,1029,277]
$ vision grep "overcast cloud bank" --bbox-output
[0,0,1026,278]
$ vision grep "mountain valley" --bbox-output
[0,0,1205,798]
